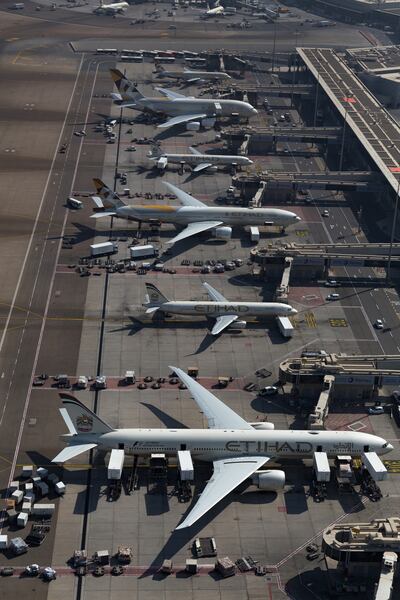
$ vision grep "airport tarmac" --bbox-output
[1,8,400,600]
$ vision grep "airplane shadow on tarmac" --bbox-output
[139,469,278,578]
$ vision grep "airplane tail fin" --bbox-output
[144,283,169,312]
[109,69,144,101]
[92,179,126,209]
[58,393,114,435]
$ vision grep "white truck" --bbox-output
[276,316,294,338]
[90,242,118,257]
[130,244,157,259]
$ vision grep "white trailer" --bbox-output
[250,226,260,242]
[178,450,194,481]
[31,504,55,517]
[362,452,388,481]
[276,316,294,338]
[130,244,156,259]
[90,242,118,257]
[17,512,29,528]
[108,449,125,480]
[313,452,331,482]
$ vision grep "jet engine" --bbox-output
[186,121,201,131]
[229,320,246,330]
[213,226,232,240]
[249,422,275,430]
[202,117,216,129]
[251,470,285,491]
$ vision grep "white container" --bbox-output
[17,512,29,527]
[129,244,156,259]
[313,452,331,482]
[90,242,118,257]
[157,156,168,170]
[9,481,19,493]
[25,482,33,492]
[55,482,66,495]
[21,465,33,478]
[21,502,32,514]
[276,316,294,338]
[250,226,260,242]
[108,449,124,480]
[178,450,194,481]
[362,452,388,481]
[37,468,48,479]
[12,490,23,504]
[32,503,55,516]
[0,535,8,549]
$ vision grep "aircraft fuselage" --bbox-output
[155,301,296,317]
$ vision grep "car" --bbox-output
[259,386,278,396]
[325,280,338,287]
[368,406,384,415]
[374,319,384,329]
[322,209,329,217]
[392,390,400,403]
[326,293,339,301]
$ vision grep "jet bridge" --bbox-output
[222,126,342,153]
[280,354,400,401]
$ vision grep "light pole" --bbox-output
[271,20,277,76]
[387,177,400,283]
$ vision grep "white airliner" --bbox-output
[52,367,393,530]
[90,179,300,245]
[204,0,224,16]
[144,282,297,334]
[110,69,257,129]
[93,0,128,14]
[148,144,253,173]
[154,65,232,84]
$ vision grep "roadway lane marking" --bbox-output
[0,54,84,355]
[1,60,101,525]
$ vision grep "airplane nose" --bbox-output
[295,216,302,222]
[290,308,298,315]
[387,443,394,452]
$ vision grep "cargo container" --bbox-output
[90,242,118,257]
[276,316,294,338]
[9,481,19,492]
[249,226,260,242]
[178,450,194,481]
[362,452,388,481]
[55,481,66,495]
[48,473,59,485]
[36,481,49,496]
[23,493,35,504]
[129,244,156,259]
[21,502,32,514]
[25,482,33,492]
[12,490,23,504]
[0,535,8,549]
[21,465,33,478]
[108,449,125,480]
[32,503,55,517]
[17,512,29,528]
[313,452,331,482]
[36,467,48,479]
[215,557,236,578]
[10,537,28,555]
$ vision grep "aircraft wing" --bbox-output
[176,455,270,529]
[203,281,228,302]
[193,162,213,173]
[158,113,207,129]
[90,211,117,219]
[166,221,223,245]
[52,443,98,463]
[170,366,253,430]
[211,314,238,335]
[163,181,206,207]
[155,87,188,100]
[187,77,201,83]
